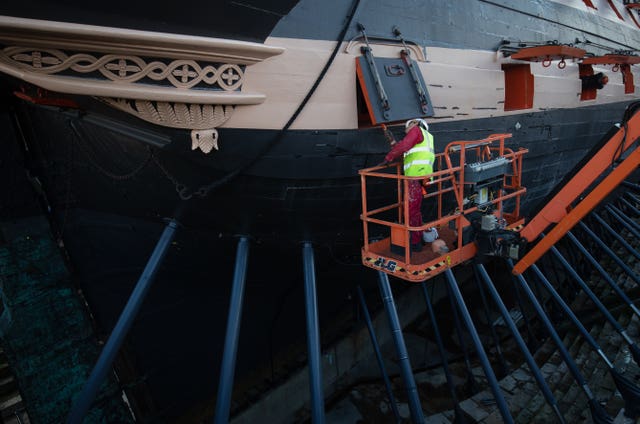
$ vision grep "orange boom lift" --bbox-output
[360,102,640,282]
[360,133,528,282]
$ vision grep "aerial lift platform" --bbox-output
[360,101,640,282]
[360,133,528,282]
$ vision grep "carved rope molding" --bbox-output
[0,16,285,152]
[101,99,233,153]
[5,47,246,91]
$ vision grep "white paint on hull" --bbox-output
[229,36,639,130]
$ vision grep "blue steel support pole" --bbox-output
[546,241,639,348]
[377,271,425,424]
[509,274,538,350]
[356,286,401,423]
[472,268,508,376]
[444,269,514,424]
[620,196,640,217]
[622,180,640,192]
[530,264,614,368]
[303,242,325,424]
[626,191,640,206]
[419,282,464,421]
[213,237,250,424]
[67,219,179,424]
[578,221,640,286]
[606,204,640,236]
[445,277,479,393]
[566,231,640,318]
[506,260,600,404]
[475,264,566,424]
[591,213,640,261]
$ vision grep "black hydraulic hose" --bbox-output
[185,0,362,196]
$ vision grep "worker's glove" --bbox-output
[382,125,396,145]
[384,131,396,145]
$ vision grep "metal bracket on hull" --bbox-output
[358,24,391,118]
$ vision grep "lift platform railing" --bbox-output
[360,133,527,282]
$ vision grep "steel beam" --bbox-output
[214,237,250,424]
[444,269,514,424]
[377,271,424,423]
[475,264,565,424]
[303,243,325,424]
[356,286,401,423]
[67,219,178,424]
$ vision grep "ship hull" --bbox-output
[1,0,640,421]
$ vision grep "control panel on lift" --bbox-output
[359,133,528,282]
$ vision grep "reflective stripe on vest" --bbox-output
[403,128,435,176]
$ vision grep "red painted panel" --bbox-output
[502,64,534,111]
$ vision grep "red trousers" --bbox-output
[408,180,423,245]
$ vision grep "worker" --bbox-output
[381,118,435,252]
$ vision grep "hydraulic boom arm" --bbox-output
[512,102,640,274]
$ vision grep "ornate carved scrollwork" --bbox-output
[100,98,234,153]
[5,47,245,91]
[0,17,285,154]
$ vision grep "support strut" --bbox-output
[444,269,514,424]
[377,271,425,423]
[420,283,467,423]
[578,221,640,287]
[530,263,640,418]
[356,285,401,423]
[475,264,565,424]
[303,243,325,424]
[214,237,250,424]
[67,219,179,424]
[566,231,640,319]
[546,240,640,364]
[507,260,613,424]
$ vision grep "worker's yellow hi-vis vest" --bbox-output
[403,128,435,176]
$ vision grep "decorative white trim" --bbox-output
[100,98,233,154]
[101,98,234,130]
[0,15,284,145]
[5,47,246,90]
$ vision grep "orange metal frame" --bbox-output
[582,54,640,65]
[510,45,586,64]
[513,111,640,275]
[360,133,527,282]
